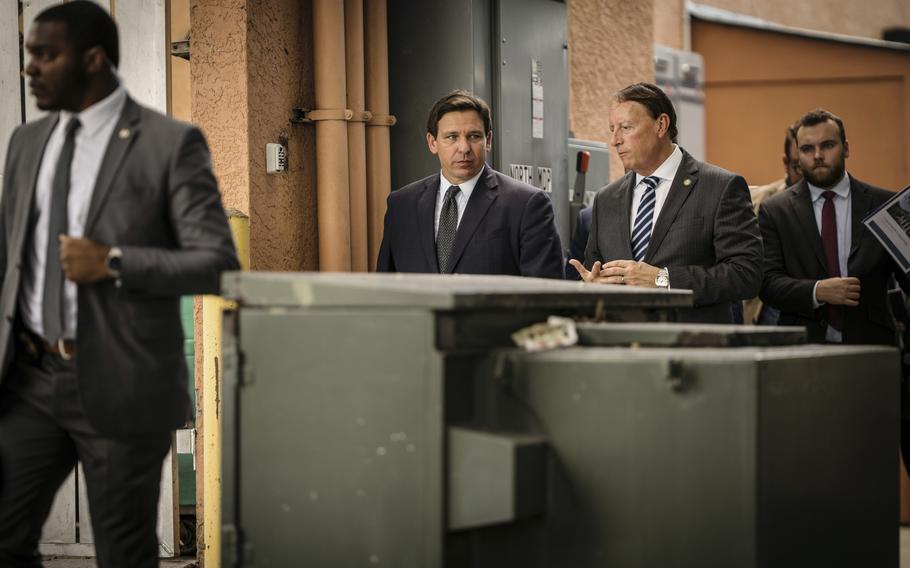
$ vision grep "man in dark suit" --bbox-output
[376,90,564,278]
[0,3,238,566]
[759,108,901,345]
[569,83,762,323]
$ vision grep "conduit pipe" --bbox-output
[313,0,352,271]
[345,0,370,272]
[364,0,395,269]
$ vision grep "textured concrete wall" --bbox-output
[697,0,910,41]
[653,0,685,48]
[568,0,655,181]
[655,0,910,47]
[191,0,317,271]
[247,0,318,271]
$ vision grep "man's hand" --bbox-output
[569,259,613,284]
[601,259,660,288]
[59,235,111,284]
[816,276,861,306]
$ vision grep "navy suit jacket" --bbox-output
[376,166,564,278]
[759,177,900,345]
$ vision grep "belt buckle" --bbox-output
[57,338,74,361]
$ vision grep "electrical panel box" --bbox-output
[654,44,706,161]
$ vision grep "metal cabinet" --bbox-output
[221,273,898,568]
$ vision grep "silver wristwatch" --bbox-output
[106,246,123,279]
[655,267,670,289]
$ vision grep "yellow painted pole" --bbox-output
[201,209,249,568]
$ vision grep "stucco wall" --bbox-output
[247,0,318,271]
[568,0,655,181]
[654,0,910,47]
[191,0,317,271]
[693,0,910,41]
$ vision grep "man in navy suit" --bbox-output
[376,90,564,278]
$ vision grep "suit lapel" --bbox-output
[444,166,498,273]
[646,151,697,260]
[13,116,59,246]
[848,178,872,262]
[615,172,636,259]
[789,181,828,273]
[418,174,440,272]
[84,97,142,234]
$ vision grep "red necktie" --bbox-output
[820,191,843,331]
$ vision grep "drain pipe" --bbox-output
[313,0,352,271]
[365,0,395,269]
[345,0,370,272]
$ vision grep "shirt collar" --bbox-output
[60,84,128,138]
[808,172,851,203]
[636,144,682,186]
[439,164,485,197]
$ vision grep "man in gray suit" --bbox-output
[0,3,238,566]
[569,83,762,323]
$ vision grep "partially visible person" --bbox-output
[0,3,239,566]
[759,108,904,344]
[567,206,592,280]
[377,90,564,278]
[743,124,803,325]
[569,83,762,323]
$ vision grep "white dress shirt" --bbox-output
[629,145,683,237]
[434,165,484,238]
[20,85,128,340]
[809,171,852,343]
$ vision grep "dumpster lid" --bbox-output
[576,322,808,347]
[221,272,694,310]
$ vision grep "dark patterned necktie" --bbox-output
[820,190,843,331]
[436,185,461,273]
[43,117,81,342]
[631,176,660,262]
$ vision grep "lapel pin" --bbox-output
[118,128,131,140]
[683,178,692,187]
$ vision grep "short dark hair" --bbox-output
[35,1,120,68]
[784,123,798,158]
[796,108,847,146]
[614,82,678,143]
[426,90,492,137]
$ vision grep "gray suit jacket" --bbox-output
[0,97,239,436]
[759,177,899,345]
[585,149,763,323]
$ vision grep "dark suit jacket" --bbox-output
[0,97,239,436]
[584,149,763,323]
[376,166,564,278]
[759,177,898,345]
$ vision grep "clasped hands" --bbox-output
[568,258,660,287]
[816,276,861,306]
[58,235,112,284]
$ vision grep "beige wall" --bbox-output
[569,0,655,181]
[694,0,909,42]
[655,0,910,47]
[190,0,317,272]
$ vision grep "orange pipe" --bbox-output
[364,0,392,270]
[345,0,369,272]
[313,0,352,271]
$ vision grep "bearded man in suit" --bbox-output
[569,83,762,323]
[759,108,903,345]
[0,3,238,566]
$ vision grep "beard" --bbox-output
[803,159,846,189]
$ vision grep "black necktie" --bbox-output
[43,117,81,343]
[436,185,461,273]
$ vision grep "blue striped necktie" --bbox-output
[631,175,660,262]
